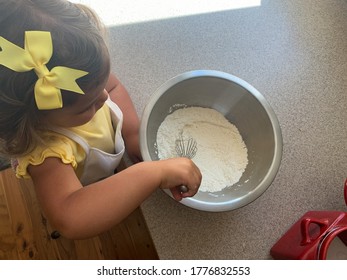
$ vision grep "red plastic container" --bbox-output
[270,179,347,260]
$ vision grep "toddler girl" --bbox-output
[0,0,201,239]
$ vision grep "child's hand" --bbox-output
[158,158,202,201]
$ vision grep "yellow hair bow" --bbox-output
[0,31,88,110]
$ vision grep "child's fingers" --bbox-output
[181,184,200,198]
[170,187,184,201]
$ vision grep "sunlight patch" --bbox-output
[70,0,261,26]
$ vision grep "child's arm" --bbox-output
[28,156,201,239]
[105,73,142,163]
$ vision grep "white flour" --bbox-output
[156,106,248,192]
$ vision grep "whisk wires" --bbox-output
[175,135,197,159]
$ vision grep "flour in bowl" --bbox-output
[156,106,248,192]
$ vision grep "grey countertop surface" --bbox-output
[83,0,347,259]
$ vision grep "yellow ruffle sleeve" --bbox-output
[15,132,86,179]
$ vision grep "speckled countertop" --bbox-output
[70,0,347,259]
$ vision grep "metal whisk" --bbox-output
[175,135,198,159]
[175,135,198,193]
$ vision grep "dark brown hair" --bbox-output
[0,0,110,157]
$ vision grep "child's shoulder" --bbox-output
[14,130,83,179]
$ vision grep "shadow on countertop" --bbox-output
[0,157,10,171]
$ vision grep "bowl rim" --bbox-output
[140,69,283,212]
